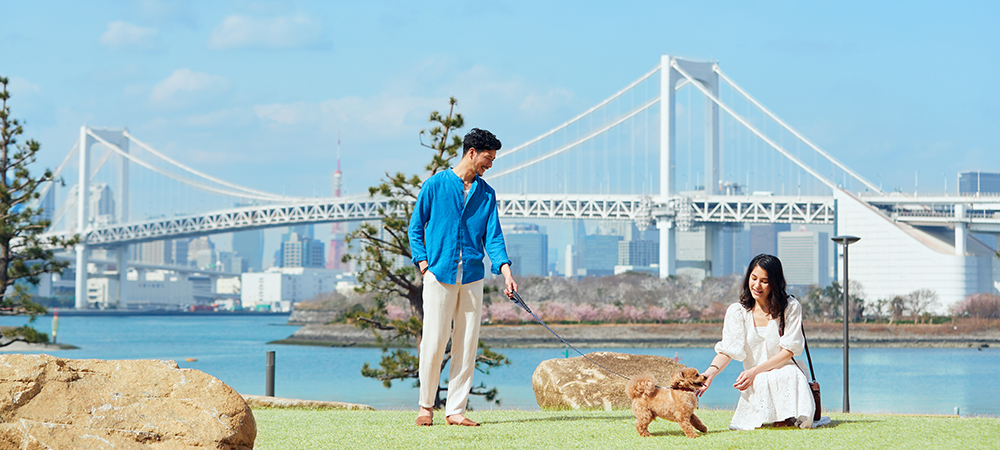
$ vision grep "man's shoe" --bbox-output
[446,416,479,427]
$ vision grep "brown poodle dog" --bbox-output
[624,368,708,438]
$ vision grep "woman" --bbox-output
[697,254,815,429]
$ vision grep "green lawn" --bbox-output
[251,408,999,450]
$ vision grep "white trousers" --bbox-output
[418,270,484,416]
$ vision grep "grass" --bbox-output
[251,408,1000,450]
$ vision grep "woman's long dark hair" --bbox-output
[740,253,790,335]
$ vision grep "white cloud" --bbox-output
[149,69,229,108]
[519,88,576,116]
[207,14,322,50]
[253,94,443,147]
[134,0,198,28]
[8,76,42,95]
[100,21,160,50]
[184,108,255,128]
[253,102,320,126]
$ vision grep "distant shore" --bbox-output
[272,321,1000,349]
[0,342,79,351]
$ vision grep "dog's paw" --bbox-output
[638,430,651,438]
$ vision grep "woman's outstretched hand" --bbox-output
[697,373,714,397]
[733,368,758,391]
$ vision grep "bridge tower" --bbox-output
[73,127,131,309]
[657,56,721,278]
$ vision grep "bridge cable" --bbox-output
[495,63,662,161]
[486,97,659,181]
[122,131,303,200]
[714,67,882,194]
[32,139,79,211]
[86,130,298,202]
[671,61,840,192]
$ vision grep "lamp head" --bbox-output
[832,235,861,245]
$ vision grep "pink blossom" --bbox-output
[385,304,410,321]
[570,303,601,322]
[646,306,669,322]
[621,305,645,323]
[598,304,622,322]
[485,302,525,324]
[540,302,570,322]
[670,307,692,322]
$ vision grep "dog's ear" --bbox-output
[669,370,685,388]
[671,368,701,390]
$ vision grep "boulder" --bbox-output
[0,354,255,450]
[532,351,686,410]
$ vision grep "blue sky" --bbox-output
[2,1,998,266]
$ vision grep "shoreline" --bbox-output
[272,322,1000,349]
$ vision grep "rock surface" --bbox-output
[0,354,255,450]
[287,309,342,325]
[532,351,685,410]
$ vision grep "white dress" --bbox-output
[715,299,815,430]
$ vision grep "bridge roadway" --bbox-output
[42,193,1000,247]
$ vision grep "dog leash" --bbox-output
[509,291,676,389]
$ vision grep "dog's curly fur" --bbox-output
[624,368,708,438]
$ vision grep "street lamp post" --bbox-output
[832,235,860,413]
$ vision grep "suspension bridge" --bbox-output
[38,55,1000,311]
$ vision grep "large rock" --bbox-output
[533,351,686,410]
[0,354,255,450]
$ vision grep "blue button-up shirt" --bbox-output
[409,169,511,285]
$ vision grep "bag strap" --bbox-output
[801,326,817,383]
[778,296,818,383]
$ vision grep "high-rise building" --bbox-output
[714,225,750,277]
[777,228,829,287]
[135,240,168,265]
[959,171,1000,195]
[66,183,116,230]
[232,229,263,272]
[196,248,218,270]
[502,223,548,277]
[619,240,659,266]
[280,232,325,268]
[172,239,189,267]
[582,234,622,277]
[676,228,712,279]
[750,223,792,257]
[188,237,214,267]
[217,251,246,273]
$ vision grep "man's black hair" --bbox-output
[462,128,502,155]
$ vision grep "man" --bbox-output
[408,128,518,427]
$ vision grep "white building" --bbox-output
[87,270,194,309]
[834,190,999,314]
[240,267,341,311]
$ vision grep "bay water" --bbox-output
[2,314,997,417]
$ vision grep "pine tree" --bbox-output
[0,76,79,346]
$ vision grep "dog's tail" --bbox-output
[625,373,658,399]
